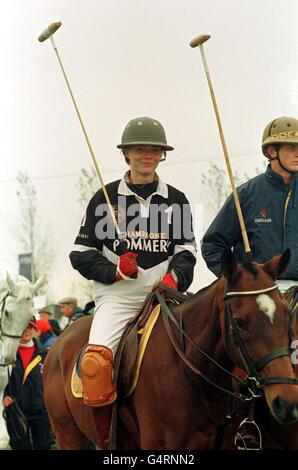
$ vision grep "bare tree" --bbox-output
[201,161,265,224]
[76,167,98,209]
[16,172,54,294]
[201,162,247,213]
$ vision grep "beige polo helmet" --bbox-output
[262,116,298,156]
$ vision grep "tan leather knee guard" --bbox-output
[81,344,117,407]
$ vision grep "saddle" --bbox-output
[284,285,298,313]
[115,291,162,400]
[71,291,160,399]
[70,286,189,449]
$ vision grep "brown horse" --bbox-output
[236,287,298,450]
[43,249,298,449]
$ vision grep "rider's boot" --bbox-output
[80,344,117,407]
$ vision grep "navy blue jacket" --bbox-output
[201,165,298,279]
[4,341,48,421]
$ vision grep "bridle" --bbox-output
[154,281,298,451]
[223,283,298,394]
[0,291,25,367]
[155,281,298,403]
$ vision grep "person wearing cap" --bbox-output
[39,306,61,336]
[39,307,53,321]
[58,296,84,329]
[70,116,197,407]
[201,116,298,284]
[2,318,52,450]
[36,319,58,350]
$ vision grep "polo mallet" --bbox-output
[38,22,137,277]
[189,34,252,256]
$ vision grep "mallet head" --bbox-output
[189,34,211,48]
[38,22,62,42]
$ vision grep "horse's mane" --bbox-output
[196,277,219,295]
[180,259,259,313]
[181,277,220,311]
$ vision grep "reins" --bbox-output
[155,281,298,402]
[155,289,250,401]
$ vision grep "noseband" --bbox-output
[0,291,24,367]
[224,283,298,391]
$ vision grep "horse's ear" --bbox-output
[263,249,291,280]
[32,276,45,295]
[6,272,18,296]
[221,248,239,283]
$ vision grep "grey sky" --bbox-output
[1,0,297,300]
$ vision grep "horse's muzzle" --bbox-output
[272,396,298,424]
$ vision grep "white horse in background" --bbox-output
[0,272,43,448]
[0,272,43,376]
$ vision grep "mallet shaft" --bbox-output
[191,36,251,254]
[51,39,121,235]
[38,22,121,236]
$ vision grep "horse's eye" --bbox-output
[4,310,9,318]
[234,318,248,330]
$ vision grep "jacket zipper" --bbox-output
[283,189,292,248]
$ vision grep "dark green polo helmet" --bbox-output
[117,116,174,151]
[262,116,298,156]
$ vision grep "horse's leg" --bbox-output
[44,356,93,450]
[0,397,9,449]
[46,386,93,450]
[0,370,9,449]
[117,402,140,450]
[50,409,93,449]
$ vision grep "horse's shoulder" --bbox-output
[60,315,93,344]
[73,315,93,327]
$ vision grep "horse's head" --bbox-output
[220,248,298,424]
[0,272,44,366]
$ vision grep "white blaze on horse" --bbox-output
[0,272,43,391]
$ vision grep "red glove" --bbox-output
[160,273,178,290]
[116,252,138,280]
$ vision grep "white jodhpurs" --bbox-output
[89,259,171,355]
[88,296,146,355]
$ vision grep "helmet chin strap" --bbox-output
[271,150,297,174]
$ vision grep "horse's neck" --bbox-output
[0,368,8,393]
[185,278,222,321]
[182,279,224,360]
[178,279,233,419]
[0,280,7,296]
